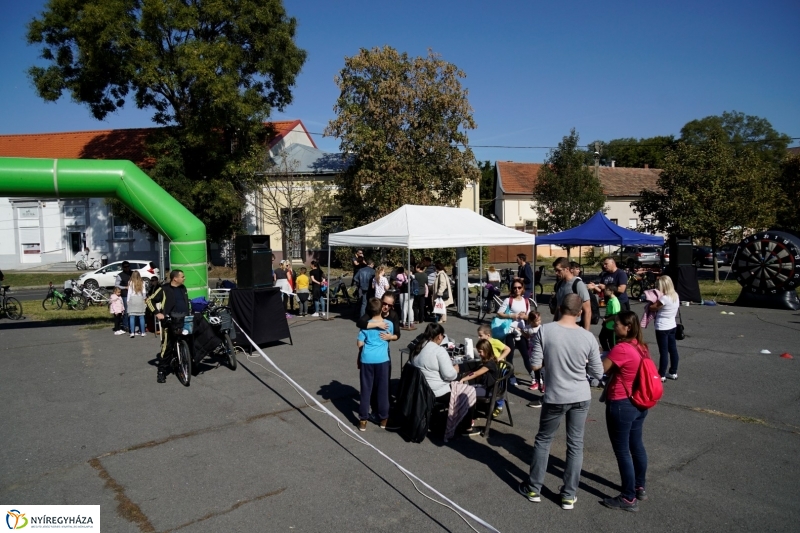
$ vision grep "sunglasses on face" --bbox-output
[513,286,523,290]
[381,302,391,307]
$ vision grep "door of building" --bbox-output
[69,232,83,260]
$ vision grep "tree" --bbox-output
[589,136,677,168]
[324,46,480,228]
[27,0,307,242]
[253,149,336,260]
[478,161,496,219]
[680,111,791,166]
[776,154,800,235]
[633,138,780,282]
[533,128,606,256]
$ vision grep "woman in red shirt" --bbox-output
[601,311,650,512]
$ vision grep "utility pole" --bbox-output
[594,141,600,181]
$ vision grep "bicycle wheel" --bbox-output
[629,281,642,300]
[75,295,88,310]
[223,333,237,370]
[4,297,23,320]
[76,260,86,270]
[42,295,62,311]
[478,299,488,322]
[175,340,192,386]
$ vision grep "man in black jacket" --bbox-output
[146,269,190,383]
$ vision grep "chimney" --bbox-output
[644,164,649,169]
[611,160,615,168]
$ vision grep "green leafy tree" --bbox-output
[534,128,606,256]
[27,0,306,242]
[776,154,800,235]
[633,138,780,282]
[680,111,791,166]
[324,46,480,227]
[589,136,677,168]
[478,161,496,218]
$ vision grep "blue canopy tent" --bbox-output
[533,212,664,303]
[536,211,664,246]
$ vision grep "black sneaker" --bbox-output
[462,427,481,437]
[636,487,648,501]
[518,483,541,502]
[602,495,638,512]
[156,371,166,384]
[526,398,542,408]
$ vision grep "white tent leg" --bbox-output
[479,246,483,319]
[532,244,536,307]
[325,245,331,320]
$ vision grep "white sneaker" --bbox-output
[312,313,320,317]
[141,332,147,337]
[114,330,124,335]
[130,333,135,338]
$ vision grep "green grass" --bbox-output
[17,299,113,325]
[3,272,78,287]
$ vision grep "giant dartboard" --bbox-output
[732,231,800,294]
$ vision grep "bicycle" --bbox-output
[205,302,237,370]
[75,282,109,306]
[42,282,88,311]
[627,268,659,300]
[76,257,101,270]
[164,313,192,386]
[0,285,23,320]
[476,283,503,322]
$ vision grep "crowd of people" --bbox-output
[351,253,681,513]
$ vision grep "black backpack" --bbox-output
[553,278,600,325]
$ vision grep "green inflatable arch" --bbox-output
[0,157,207,298]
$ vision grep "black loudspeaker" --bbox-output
[668,235,693,267]
[235,235,273,289]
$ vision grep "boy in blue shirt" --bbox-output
[357,297,393,431]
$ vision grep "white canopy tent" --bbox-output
[326,205,536,320]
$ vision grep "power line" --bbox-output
[299,130,800,150]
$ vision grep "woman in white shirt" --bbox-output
[651,275,680,381]
[496,281,534,387]
[373,265,390,299]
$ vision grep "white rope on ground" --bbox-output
[231,320,500,533]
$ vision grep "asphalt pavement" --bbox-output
[1,288,798,532]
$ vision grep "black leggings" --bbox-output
[113,313,123,332]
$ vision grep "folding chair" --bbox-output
[477,361,514,437]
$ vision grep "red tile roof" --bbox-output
[497,161,660,197]
[0,120,313,164]
[788,146,800,156]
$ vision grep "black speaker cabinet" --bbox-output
[668,235,693,267]
[235,235,273,289]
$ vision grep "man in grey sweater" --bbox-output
[519,293,604,510]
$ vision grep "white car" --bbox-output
[77,260,160,289]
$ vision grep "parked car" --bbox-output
[615,246,661,267]
[660,244,670,267]
[719,243,740,265]
[77,260,159,289]
[691,246,726,267]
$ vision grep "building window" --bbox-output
[281,208,305,260]
[610,218,619,225]
[628,218,638,229]
[523,220,537,234]
[112,217,131,240]
[320,216,343,248]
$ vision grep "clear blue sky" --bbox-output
[1,0,798,163]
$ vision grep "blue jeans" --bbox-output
[526,400,590,498]
[360,361,390,421]
[655,327,679,376]
[129,314,145,334]
[359,291,369,318]
[606,399,648,500]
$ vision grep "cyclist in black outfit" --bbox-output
[146,270,189,383]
